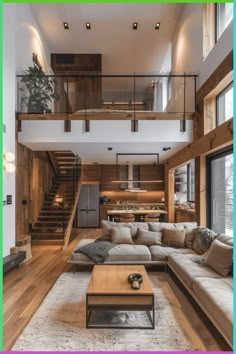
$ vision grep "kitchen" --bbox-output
[76,163,196,227]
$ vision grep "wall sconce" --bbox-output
[4,152,16,173]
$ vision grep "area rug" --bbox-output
[12,272,204,351]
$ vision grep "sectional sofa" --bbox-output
[68,220,233,347]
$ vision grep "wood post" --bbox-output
[164,166,175,223]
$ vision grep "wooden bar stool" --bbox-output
[144,213,160,222]
[119,213,135,223]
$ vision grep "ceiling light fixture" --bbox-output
[63,22,69,30]
[86,22,91,30]
[133,22,138,30]
[155,22,160,30]
[162,147,171,151]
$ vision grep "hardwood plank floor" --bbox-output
[3,228,230,351]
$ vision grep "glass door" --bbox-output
[207,147,233,236]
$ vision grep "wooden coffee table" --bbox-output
[86,265,155,329]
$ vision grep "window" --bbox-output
[216,83,233,126]
[216,3,233,40]
[207,147,233,236]
[187,160,195,202]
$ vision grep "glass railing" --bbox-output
[16,73,198,117]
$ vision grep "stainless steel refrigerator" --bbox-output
[77,184,100,227]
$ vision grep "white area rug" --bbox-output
[13,272,204,351]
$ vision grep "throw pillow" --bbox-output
[162,228,186,248]
[206,239,233,277]
[185,228,196,249]
[111,227,133,244]
[135,228,162,246]
[101,220,138,239]
[192,226,217,254]
[149,222,185,233]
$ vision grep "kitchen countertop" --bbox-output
[107,209,167,215]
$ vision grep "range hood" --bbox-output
[125,164,147,193]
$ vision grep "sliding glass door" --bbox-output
[207,147,233,236]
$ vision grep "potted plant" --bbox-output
[20,64,59,113]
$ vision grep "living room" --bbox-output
[3,2,233,351]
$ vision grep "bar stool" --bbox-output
[144,213,160,222]
[119,213,135,223]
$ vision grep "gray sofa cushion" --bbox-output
[185,228,196,249]
[149,222,197,233]
[192,277,232,344]
[169,253,221,289]
[101,220,148,239]
[106,244,151,262]
[149,245,196,262]
[135,228,162,246]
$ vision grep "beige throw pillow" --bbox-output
[185,228,196,249]
[162,228,186,248]
[135,228,162,246]
[111,227,133,244]
[206,239,233,277]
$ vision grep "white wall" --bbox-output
[3,3,52,256]
[3,4,16,257]
[15,3,52,74]
[171,3,232,89]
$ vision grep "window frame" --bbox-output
[187,161,195,203]
[206,145,233,231]
[216,81,233,126]
[215,3,233,41]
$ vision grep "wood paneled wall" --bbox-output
[165,51,233,225]
[16,144,55,238]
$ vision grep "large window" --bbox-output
[207,147,233,236]
[216,83,233,126]
[216,3,233,40]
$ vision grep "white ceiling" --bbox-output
[23,4,189,164]
[31,3,184,75]
[23,141,188,165]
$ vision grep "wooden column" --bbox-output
[195,156,206,226]
[165,165,175,222]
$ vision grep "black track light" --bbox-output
[63,22,69,30]
[133,22,138,30]
[86,22,91,30]
[155,22,160,30]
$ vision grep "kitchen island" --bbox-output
[100,203,165,225]
[107,208,167,222]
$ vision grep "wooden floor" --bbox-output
[3,228,230,351]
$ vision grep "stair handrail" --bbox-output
[63,182,81,249]
[63,154,82,249]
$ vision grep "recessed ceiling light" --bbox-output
[155,22,160,30]
[86,22,91,30]
[133,22,138,30]
[63,22,69,30]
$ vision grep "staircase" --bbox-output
[31,151,81,246]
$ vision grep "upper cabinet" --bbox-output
[139,164,164,191]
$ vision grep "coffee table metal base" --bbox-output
[86,294,155,329]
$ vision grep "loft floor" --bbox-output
[3,228,230,351]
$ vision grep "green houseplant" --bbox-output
[21,64,59,113]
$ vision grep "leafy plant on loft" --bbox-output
[20,64,59,114]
